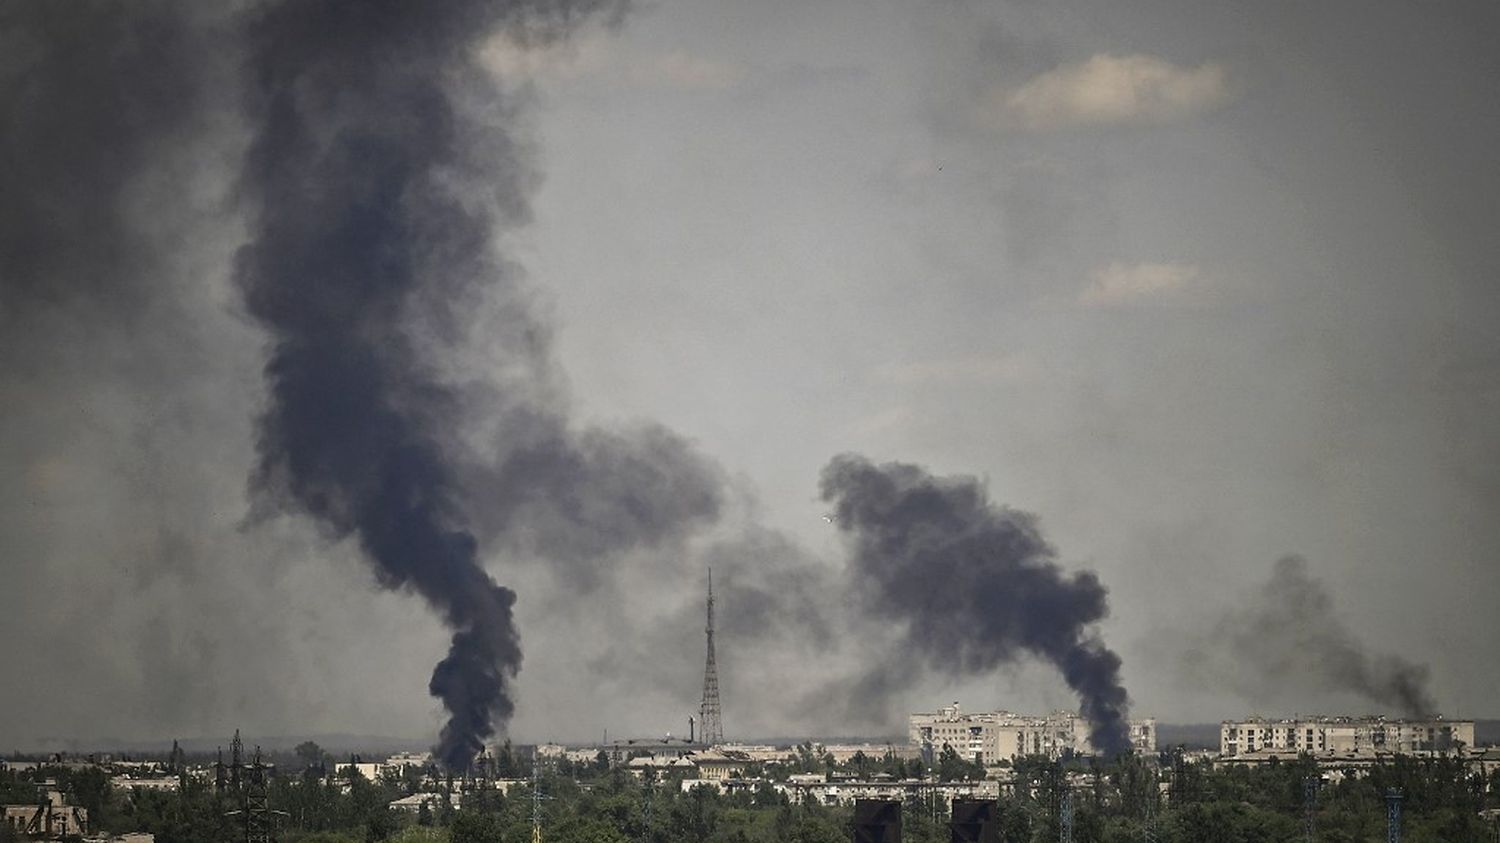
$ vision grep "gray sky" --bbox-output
[3,0,1498,750]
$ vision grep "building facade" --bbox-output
[3,792,88,839]
[773,777,1000,808]
[689,750,751,781]
[909,702,1157,762]
[1220,716,1475,758]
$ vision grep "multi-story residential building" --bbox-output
[909,702,1157,762]
[1219,716,1475,758]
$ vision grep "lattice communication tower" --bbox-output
[698,568,724,744]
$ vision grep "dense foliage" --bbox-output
[2,748,1496,843]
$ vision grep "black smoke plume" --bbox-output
[234,0,622,769]
[820,454,1132,756]
[1184,555,1436,718]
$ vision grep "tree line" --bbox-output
[1,747,1496,842]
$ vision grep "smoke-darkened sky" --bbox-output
[3,0,1498,750]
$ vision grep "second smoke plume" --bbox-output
[820,454,1133,756]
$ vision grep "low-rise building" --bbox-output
[775,777,1000,808]
[385,752,431,769]
[109,777,180,793]
[820,744,922,764]
[334,762,385,782]
[910,702,1157,762]
[690,750,751,781]
[389,793,455,814]
[534,744,605,766]
[604,737,706,767]
[4,790,89,839]
[625,756,697,777]
[716,744,794,764]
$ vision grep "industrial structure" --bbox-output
[852,799,902,843]
[1219,716,1475,758]
[2,790,88,839]
[698,568,724,745]
[909,702,1157,762]
[949,798,998,843]
[215,730,283,843]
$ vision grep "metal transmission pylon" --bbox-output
[1385,788,1404,843]
[1303,775,1320,842]
[218,731,285,843]
[1059,788,1074,843]
[698,568,724,745]
[1142,765,1161,843]
[640,768,654,843]
[531,753,553,843]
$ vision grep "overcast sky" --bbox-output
[3,0,1498,750]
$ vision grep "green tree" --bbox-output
[936,744,968,782]
[296,742,327,770]
[448,811,505,843]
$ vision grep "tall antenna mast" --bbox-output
[699,567,724,745]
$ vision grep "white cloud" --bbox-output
[1002,54,1229,130]
[1080,262,1200,307]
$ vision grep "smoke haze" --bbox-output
[3,0,1498,751]
[1181,556,1437,718]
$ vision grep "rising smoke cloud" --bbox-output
[2,0,1143,758]
[1182,555,1436,718]
[820,454,1132,756]
[232,0,639,769]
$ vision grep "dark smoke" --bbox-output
[819,454,1132,756]
[474,420,726,588]
[1,0,1146,755]
[234,0,620,769]
[1185,555,1436,718]
[0,1,216,316]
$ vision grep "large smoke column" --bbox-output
[820,454,1132,756]
[1189,555,1436,718]
[234,0,617,769]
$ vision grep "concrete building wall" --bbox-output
[774,778,1000,808]
[3,802,89,838]
[1220,717,1476,758]
[910,703,1156,762]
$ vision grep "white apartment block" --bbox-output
[1220,716,1475,758]
[909,702,1157,763]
